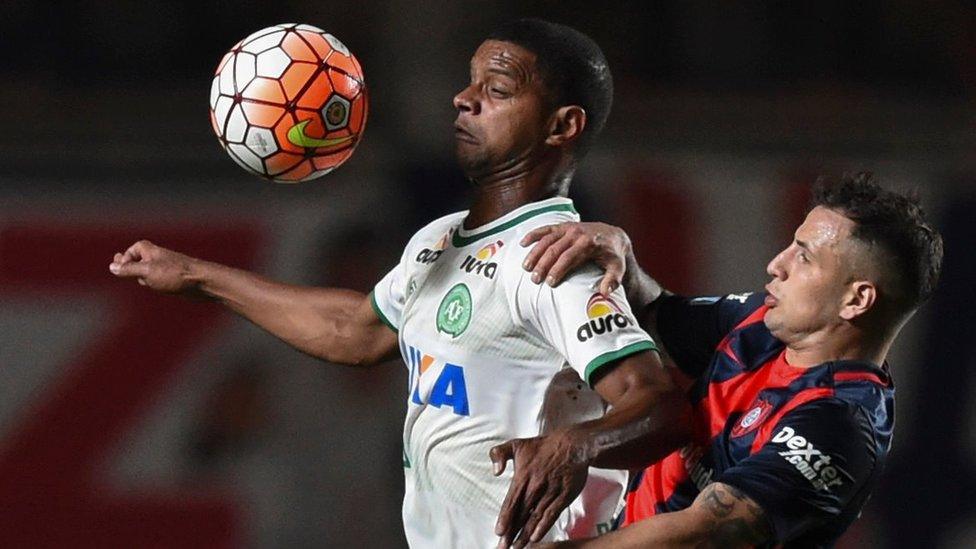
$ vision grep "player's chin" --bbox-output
[455,149,490,181]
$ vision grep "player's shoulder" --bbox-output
[775,394,883,450]
[511,197,581,237]
[497,197,581,262]
[400,209,467,255]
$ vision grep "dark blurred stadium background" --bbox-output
[1,2,973,547]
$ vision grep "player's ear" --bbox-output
[840,280,877,321]
[545,105,586,147]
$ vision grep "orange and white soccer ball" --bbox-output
[209,24,367,182]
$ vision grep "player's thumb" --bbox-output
[489,441,515,476]
[109,260,150,279]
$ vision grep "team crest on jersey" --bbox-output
[436,283,472,338]
[459,240,503,279]
[577,293,634,342]
[731,399,774,437]
[416,231,451,265]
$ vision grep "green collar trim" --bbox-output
[452,202,578,247]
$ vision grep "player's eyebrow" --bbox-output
[487,54,529,82]
[487,66,517,78]
[795,238,815,256]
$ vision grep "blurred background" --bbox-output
[1,1,974,547]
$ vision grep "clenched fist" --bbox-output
[109,240,205,296]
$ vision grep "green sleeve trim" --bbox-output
[369,291,399,333]
[584,340,658,386]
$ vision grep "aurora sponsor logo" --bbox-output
[576,293,634,342]
[772,426,845,492]
[459,240,503,279]
[416,231,450,265]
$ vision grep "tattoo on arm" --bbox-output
[694,483,772,548]
[701,484,735,518]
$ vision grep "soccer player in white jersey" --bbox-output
[109,19,691,548]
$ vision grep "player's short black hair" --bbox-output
[487,18,613,158]
[812,172,943,314]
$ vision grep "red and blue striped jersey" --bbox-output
[624,292,894,547]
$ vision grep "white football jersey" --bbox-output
[371,197,657,548]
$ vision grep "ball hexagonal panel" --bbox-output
[224,105,248,143]
[256,48,290,79]
[242,30,285,54]
[323,34,351,56]
[234,52,256,91]
[322,95,351,130]
[245,126,279,158]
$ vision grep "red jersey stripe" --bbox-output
[750,386,835,453]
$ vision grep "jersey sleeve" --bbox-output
[511,261,658,387]
[715,398,879,544]
[370,248,411,333]
[656,291,766,378]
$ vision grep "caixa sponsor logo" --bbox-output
[577,293,633,342]
[772,426,844,491]
[460,240,503,280]
[405,345,469,416]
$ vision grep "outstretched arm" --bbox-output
[540,482,772,548]
[109,239,398,366]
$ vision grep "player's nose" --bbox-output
[453,85,480,115]
[766,249,787,279]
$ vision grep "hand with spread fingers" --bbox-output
[490,431,589,549]
[520,222,631,297]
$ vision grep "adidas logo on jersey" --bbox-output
[577,294,634,342]
[459,240,503,280]
[772,426,844,492]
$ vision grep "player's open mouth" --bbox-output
[764,284,778,307]
[454,124,478,143]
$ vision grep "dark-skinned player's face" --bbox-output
[453,40,553,180]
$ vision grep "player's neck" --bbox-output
[783,325,888,368]
[465,162,571,229]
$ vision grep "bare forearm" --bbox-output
[190,260,388,365]
[550,483,771,549]
[569,354,693,470]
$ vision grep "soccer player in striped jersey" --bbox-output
[519,173,943,547]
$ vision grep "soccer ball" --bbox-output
[209,24,367,183]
